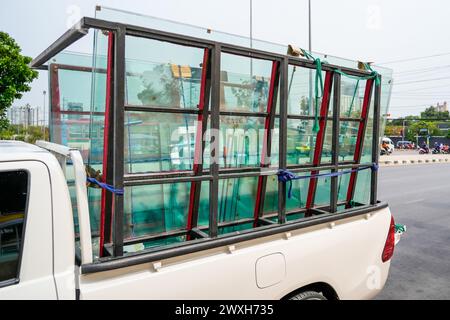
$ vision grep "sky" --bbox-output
[1,0,450,118]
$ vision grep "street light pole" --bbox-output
[250,0,253,78]
[43,90,47,141]
[402,119,406,143]
[308,0,313,116]
[308,0,312,53]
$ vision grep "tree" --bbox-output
[406,120,441,141]
[420,106,449,120]
[0,32,38,128]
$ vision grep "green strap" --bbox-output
[395,224,406,233]
[299,51,380,134]
[334,62,381,86]
[301,49,323,133]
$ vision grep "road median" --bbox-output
[380,153,450,166]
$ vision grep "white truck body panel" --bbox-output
[79,207,391,300]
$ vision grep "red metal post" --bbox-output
[186,49,211,238]
[345,78,375,205]
[305,71,334,214]
[49,64,61,144]
[99,32,114,256]
[253,61,280,226]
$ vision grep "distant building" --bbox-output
[7,105,39,126]
[436,101,448,112]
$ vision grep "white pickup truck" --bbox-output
[0,140,400,300]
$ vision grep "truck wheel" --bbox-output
[289,291,327,300]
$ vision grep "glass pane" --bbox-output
[124,112,203,173]
[287,119,316,165]
[313,171,332,206]
[218,177,257,222]
[218,116,265,168]
[337,170,351,202]
[352,170,372,205]
[361,101,375,163]
[95,6,393,79]
[49,64,107,162]
[321,121,333,163]
[123,181,209,239]
[322,121,359,163]
[220,53,273,112]
[286,65,327,116]
[338,121,359,161]
[339,77,370,118]
[263,175,278,214]
[125,36,205,108]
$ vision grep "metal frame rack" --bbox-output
[31,17,385,272]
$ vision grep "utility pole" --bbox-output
[250,0,253,78]
[402,119,406,142]
[43,90,47,141]
[308,0,313,118]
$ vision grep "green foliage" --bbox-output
[0,32,38,116]
[0,124,47,143]
[388,115,420,126]
[137,64,181,106]
[406,120,441,141]
[420,106,449,120]
[384,125,402,136]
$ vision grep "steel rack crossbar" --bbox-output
[32,17,383,267]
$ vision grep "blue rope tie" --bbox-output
[86,177,124,195]
[277,163,378,198]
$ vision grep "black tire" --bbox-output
[289,291,327,300]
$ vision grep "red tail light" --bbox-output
[382,216,396,262]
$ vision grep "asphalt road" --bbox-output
[375,164,450,300]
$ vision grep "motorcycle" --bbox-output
[380,147,392,156]
[432,147,441,154]
[419,147,429,154]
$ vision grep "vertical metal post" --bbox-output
[112,27,126,257]
[209,44,221,238]
[100,32,115,257]
[345,78,374,205]
[253,61,280,226]
[278,57,288,224]
[305,71,333,215]
[330,72,341,213]
[187,48,212,238]
[371,76,381,205]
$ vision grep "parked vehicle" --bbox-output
[380,137,394,155]
[396,141,413,149]
[419,146,430,154]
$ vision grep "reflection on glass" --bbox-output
[218,177,256,223]
[220,53,272,112]
[124,112,203,173]
[125,36,205,108]
[287,119,315,165]
[123,182,209,240]
[287,65,326,116]
[218,116,263,168]
[339,77,370,118]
